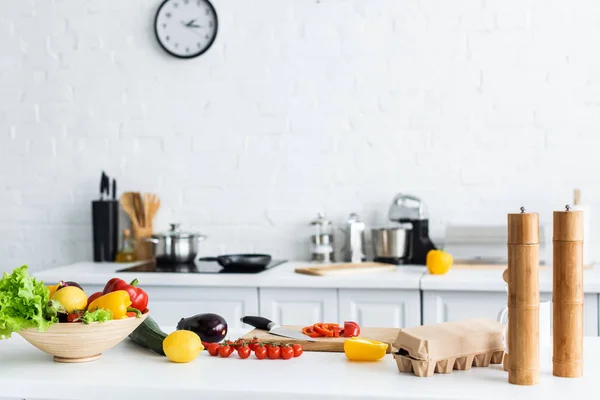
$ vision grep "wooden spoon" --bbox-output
[120,192,140,229]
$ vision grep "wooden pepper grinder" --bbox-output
[553,205,584,378]
[507,207,540,385]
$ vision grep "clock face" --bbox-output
[154,0,218,59]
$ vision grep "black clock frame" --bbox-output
[154,0,219,59]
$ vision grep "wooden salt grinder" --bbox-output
[553,205,584,378]
[507,207,540,385]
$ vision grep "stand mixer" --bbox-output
[387,194,437,265]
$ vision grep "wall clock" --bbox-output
[154,0,218,59]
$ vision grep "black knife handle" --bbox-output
[241,316,275,330]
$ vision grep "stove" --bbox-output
[116,259,288,274]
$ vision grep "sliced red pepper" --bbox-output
[313,323,339,337]
[302,325,322,338]
[333,326,340,337]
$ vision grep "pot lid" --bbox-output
[152,223,200,239]
[310,212,331,226]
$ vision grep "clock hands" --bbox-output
[182,19,203,28]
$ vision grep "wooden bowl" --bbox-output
[18,312,149,363]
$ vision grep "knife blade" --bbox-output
[241,316,316,342]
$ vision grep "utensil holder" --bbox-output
[91,200,119,262]
[132,225,154,262]
[507,207,540,385]
[553,206,584,377]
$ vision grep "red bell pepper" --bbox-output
[102,278,149,311]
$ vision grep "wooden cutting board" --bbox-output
[240,325,399,353]
[295,262,397,276]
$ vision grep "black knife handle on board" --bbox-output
[241,316,276,330]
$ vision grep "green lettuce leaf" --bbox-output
[0,265,55,339]
[82,308,113,324]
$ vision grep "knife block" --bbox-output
[132,225,154,262]
[507,209,540,385]
[91,200,119,262]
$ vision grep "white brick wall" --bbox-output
[1,0,599,272]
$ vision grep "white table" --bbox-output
[0,328,596,400]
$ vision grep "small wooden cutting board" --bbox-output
[295,262,397,276]
[240,325,400,353]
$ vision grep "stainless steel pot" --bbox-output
[371,226,411,260]
[145,223,207,264]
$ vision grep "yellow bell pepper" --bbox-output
[426,249,453,275]
[344,337,388,361]
[87,290,131,319]
[47,284,60,298]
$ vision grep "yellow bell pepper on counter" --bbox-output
[87,290,131,319]
[426,249,453,275]
[344,337,389,361]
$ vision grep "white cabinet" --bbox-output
[422,290,599,336]
[259,288,337,325]
[338,289,421,328]
[82,284,259,329]
[144,286,259,329]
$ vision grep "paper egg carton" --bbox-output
[392,318,505,378]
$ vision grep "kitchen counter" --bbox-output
[0,327,597,400]
[33,261,426,290]
[33,260,600,293]
[421,265,600,293]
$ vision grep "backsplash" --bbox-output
[1,0,599,272]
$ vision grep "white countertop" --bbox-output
[33,260,600,293]
[421,266,600,293]
[33,261,426,290]
[0,327,596,400]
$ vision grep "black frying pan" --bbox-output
[198,254,272,269]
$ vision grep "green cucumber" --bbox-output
[128,316,168,356]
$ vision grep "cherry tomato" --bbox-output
[234,339,246,348]
[248,337,261,351]
[255,346,267,360]
[237,345,251,359]
[267,346,281,359]
[292,344,303,357]
[224,339,235,346]
[207,343,220,356]
[281,345,294,360]
[218,345,233,358]
[66,312,82,323]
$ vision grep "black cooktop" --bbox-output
[117,259,288,274]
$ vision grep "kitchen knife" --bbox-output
[241,316,316,342]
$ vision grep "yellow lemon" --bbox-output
[51,286,87,313]
[344,337,388,361]
[163,330,204,363]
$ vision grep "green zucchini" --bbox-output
[128,316,168,356]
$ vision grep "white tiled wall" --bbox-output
[1,0,599,272]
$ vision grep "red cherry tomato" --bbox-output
[248,337,261,351]
[292,344,303,357]
[281,345,294,360]
[237,345,251,359]
[267,346,281,359]
[254,346,267,360]
[207,343,220,356]
[218,345,233,358]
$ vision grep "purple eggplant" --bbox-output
[57,281,83,291]
[176,313,228,343]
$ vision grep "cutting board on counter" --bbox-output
[295,262,396,276]
[240,326,399,353]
